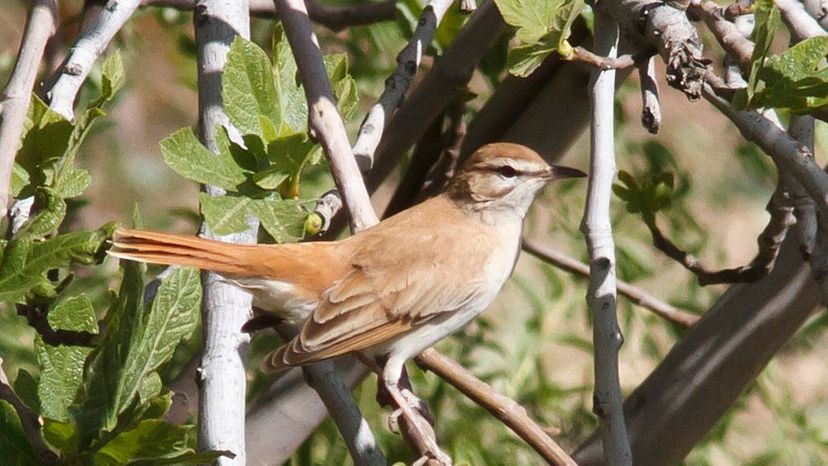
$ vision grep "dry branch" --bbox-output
[0,0,58,219]
[415,349,577,466]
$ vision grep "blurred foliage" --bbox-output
[2,0,828,465]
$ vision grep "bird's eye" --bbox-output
[496,166,518,178]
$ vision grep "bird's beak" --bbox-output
[543,165,587,181]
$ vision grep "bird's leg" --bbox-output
[382,358,452,466]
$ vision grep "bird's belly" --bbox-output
[222,276,318,324]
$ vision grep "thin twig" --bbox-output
[564,47,649,71]
[522,239,699,327]
[640,192,795,286]
[637,57,661,134]
[0,0,58,219]
[580,10,632,465]
[352,0,456,170]
[0,358,58,465]
[415,349,577,466]
[192,2,255,464]
[46,0,141,120]
[142,0,398,32]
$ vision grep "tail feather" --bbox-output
[110,228,262,277]
[109,228,348,297]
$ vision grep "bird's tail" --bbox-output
[110,228,265,277]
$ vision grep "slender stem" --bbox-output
[46,0,141,120]
[522,239,699,327]
[0,0,58,219]
[351,0,456,170]
[415,349,577,466]
[579,10,632,466]
[193,2,254,464]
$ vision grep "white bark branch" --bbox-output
[0,0,58,219]
[352,0,455,170]
[46,0,140,120]
[579,11,632,466]
[776,0,828,40]
[275,0,378,231]
[270,2,387,464]
[192,2,253,464]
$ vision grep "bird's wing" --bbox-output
[264,218,490,372]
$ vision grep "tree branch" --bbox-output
[579,11,632,465]
[352,0,457,170]
[573,233,820,464]
[776,0,828,40]
[639,186,795,286]
[414,349,577,466]
[522,238,699,327]
[192,2,255,464]
[637,56,661,134]
[0,0,58,219]
[46,0,141,120]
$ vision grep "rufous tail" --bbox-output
[110,228,266,277]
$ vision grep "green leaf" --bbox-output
[37,295,98,421]
[94,420,190,465]
[74,265,200,446]
[13,369,40,414]
[253,198,308,243]
[498,0,584,76]
[14,188,67,240]
[495,0,583,44]
[200,193,308,242]
[753,37,828,112]
[160,127,249,190]
[53,166,92,198]
[17,95,74,188]
[36,339,92,422]
[507,41,555,77]
[0,400,39,465]
[324,53,359,119]
[199,193,256,235]
[0,225,113,303]
[744,0,780,106]
[101,50,125,101]
[224,37,280,141]
[43,418,78,454]
[48,294,99,333]
[264,134,320,187]
[271,27,308,137]
[10,163,29,197]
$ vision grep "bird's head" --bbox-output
[447,143,586,217]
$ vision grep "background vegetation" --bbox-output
[2,0,828,464]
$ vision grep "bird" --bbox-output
[109,142,585,463]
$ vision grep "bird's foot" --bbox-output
[401,387,434,425]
